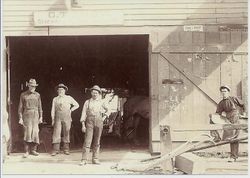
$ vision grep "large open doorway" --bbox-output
[8,35,149,152]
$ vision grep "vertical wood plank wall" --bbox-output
[153,26,247,142]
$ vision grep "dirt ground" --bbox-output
[3,148,152,175]
[2,148,248,175]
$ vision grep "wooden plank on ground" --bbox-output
[175,153,206,174]
[172,123,248,131]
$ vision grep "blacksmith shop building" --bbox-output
[2,0,248,154]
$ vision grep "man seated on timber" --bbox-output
[210,85,246,162]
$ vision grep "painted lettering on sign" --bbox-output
[33,11,124,26]
[184,25,204,32]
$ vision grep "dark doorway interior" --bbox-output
[8,35,149,152]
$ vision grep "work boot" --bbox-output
[30,150,39,156]
[92,146,100,160]
[92,146,101,164]
[80,146,90,166]
[63,143,70,155]
[133,139,141,146]
[23,152,29,158]
[81,147,90,160]
[227,157,237,162]
[64,150,70,155]
[30,143,39,156]
[79,159,87,166]
[92,159,101,165]
[51,143,60,156]
[23,142,30,158]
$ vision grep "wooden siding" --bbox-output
[3,0,248,35]
[151,26,247,142]
[2,0,248,153]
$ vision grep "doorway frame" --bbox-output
[3,32,160,154]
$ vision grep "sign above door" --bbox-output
[33,11,124,27]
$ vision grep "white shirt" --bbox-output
[51,95,79,120]
[104,93,119,112]
[80,98,109,122]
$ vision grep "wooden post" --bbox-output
[149,50,160,153]
[160,125,173,174]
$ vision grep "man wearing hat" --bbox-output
[211,85,246,162]
[18,79,43,158]
[79,85,110,165]
[51,83,79,156]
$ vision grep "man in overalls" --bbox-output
[18,79,43,158]
[79,85,109,165]
[51,84,79,156]
[212,85,246,162]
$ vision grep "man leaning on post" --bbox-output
[210,85,246,162]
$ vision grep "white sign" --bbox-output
[33,11,124,26]
[184,25,204,32]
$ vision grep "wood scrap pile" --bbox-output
[112,123,248,173]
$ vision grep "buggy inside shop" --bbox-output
[8,35,150,153]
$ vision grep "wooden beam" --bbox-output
[160,125,173,173]
[188,136,248,152]
[159,52,219,105]
[141,135,248,163]
[172,124,248,131]
[175,153,206,174]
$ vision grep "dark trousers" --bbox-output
[82,116,103,161]
[230,141,239,159]
[210,114,240,159]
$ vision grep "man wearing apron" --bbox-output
[214,85,246,162]
[51,84,79,156]
[79,85,109,165]
[18,79,43,158]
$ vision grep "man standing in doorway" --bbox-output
[213,85,246,162]
[79,85,110,165]
[18,79,43,158]
[51,84,79,156]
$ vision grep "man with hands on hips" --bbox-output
[51,84,79,156]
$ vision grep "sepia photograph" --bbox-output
[1,0,248,175]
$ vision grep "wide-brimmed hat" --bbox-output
[27,79,38,87]
[90,85,102,94]
[55,83,68,91]
[220,85,231,92]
